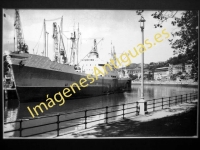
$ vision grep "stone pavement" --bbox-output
[56,100,198,138]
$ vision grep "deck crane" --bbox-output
[51,17,67,63]
[52,22,59,62]
[69,23,81,66]
[14,9,28,53]
[70,31,77,65]
[58,25,67,64]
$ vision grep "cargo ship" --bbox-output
[4,9,131,102]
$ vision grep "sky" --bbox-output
[3,9,183,64]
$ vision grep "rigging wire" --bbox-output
[61,32,71,61]
[61,32,71,40]
[14,24,16,51]
[32,23,44,55]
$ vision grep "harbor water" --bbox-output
[4,84,198,137]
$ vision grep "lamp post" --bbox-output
[137,15,148,115]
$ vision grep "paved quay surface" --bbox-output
[56,100,198,138]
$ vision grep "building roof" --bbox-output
[185,64,192,66]
[154,67,168,72]
[126,67,150,71]
[156,67,169,69]
[172,64,183,67]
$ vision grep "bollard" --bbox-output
[169,97,170,107]
[137,99,148,115]
[162,98,163,109]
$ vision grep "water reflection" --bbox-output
[4,99,20,137]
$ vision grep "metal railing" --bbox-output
[146,92,198,112]
[4,92,198,138]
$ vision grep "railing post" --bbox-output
[57,114,60,137]
[181,95,182,104]
[190,93,192,102]
[186,94,187,103]
[153,99,155,111]
[105,106,108,123]
[162,98,163,109]
[85,110,87,129]
[136,102,139,115]
[169,97,170,107]
[175,96,177,105]
[122,104,125,119]
[19,119,22,137]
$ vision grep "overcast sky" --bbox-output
[3,9,183,64]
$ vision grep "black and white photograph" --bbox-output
[3,8,198,138]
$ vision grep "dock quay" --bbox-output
[132,81,198,87]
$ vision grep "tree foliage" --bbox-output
[129,74,138,80]
[167,53,188,65]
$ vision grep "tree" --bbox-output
[170,74,177,81]
[177,71,182,76]
[129,74,138,80]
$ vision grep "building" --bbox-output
[127,67,152,79]
[138,63,149,68]
[185,64,192,74]
[154,67,170,80]
[171,64,184,74]
[127,67,141,75]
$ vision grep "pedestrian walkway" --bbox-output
[56,100,198,138]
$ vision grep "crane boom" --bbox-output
[14,9,28,53]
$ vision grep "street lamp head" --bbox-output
[139,16,146,29]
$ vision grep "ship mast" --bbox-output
[14,9,28,53]
[76,23,80,66]
[52,22,59,62]
[68,23,81,66]
[70,31,76,65]
[58,24,67,64]
[44,19,46,56]
[113,46,117,66]
[88,38,103,58]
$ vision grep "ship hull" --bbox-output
[7,53,131,102]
